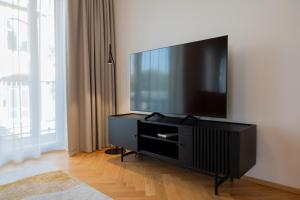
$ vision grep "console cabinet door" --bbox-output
[178,127,193,167]
[108,117,137,151]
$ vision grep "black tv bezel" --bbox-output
[129,35,228,119]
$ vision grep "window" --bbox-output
[0,0,66,164]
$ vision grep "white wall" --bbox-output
[114,0,300,188]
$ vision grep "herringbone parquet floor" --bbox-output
[1,150,299,200]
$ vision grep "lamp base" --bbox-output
[105,147,124,155]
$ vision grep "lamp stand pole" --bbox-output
[105,44,124,155]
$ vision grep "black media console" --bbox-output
[108,113,256,195]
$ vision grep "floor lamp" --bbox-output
[105,44,123,155]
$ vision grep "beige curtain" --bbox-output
[66,0,116,154]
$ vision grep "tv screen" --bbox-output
[130,36,227,118]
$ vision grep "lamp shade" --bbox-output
[108,44,114,65]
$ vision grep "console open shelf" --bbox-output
[139,134,178,144]
[139,136,179,159]
[138,121,179,159]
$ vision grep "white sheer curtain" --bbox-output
[0,0,67,166]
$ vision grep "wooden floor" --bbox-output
[0,150,299,200]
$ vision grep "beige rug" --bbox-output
[0,170,112,200]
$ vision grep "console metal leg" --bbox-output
[120,147,135,162]
[215,173,219,195]
[214,173,230,195]
[121,147,124,162]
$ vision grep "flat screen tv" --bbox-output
[130,36,227,118]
